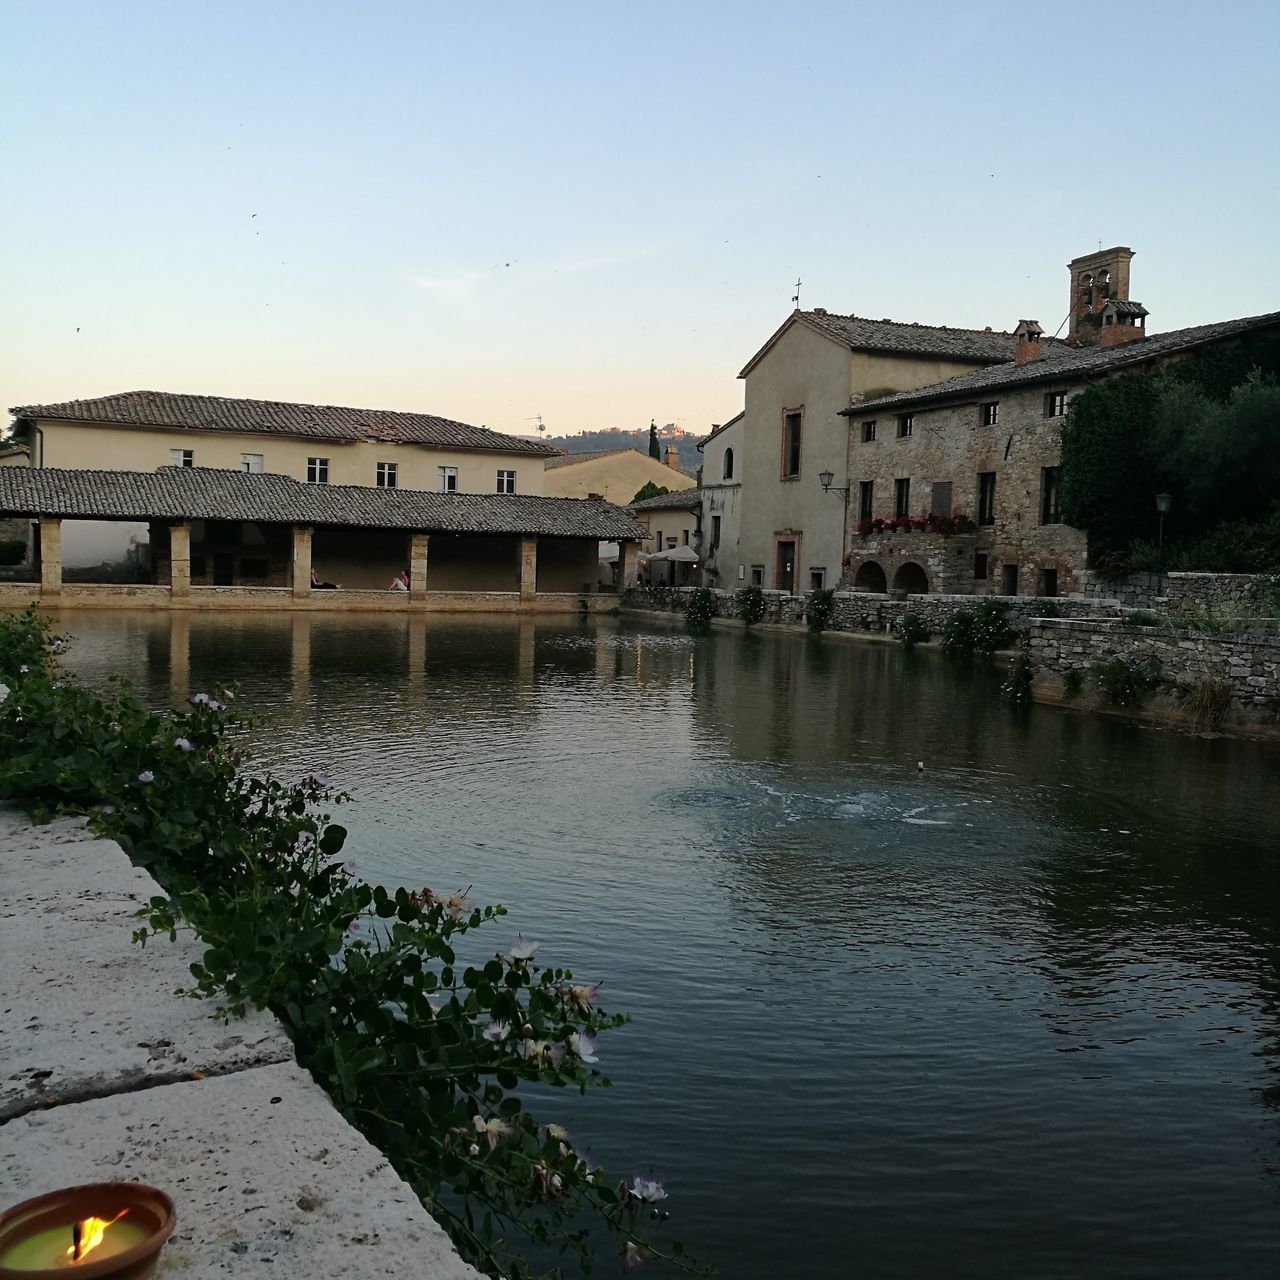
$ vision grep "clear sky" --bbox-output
[4,0,1278,437]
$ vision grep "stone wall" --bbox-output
[1028,618,1280,730]
[1071,570,1168,606]
[1164,572,1278,620]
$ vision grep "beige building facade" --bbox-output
[696,413,743,588]
[542,447,692,504]
[628,488,701,586]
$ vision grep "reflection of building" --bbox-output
[628,488,701,586]
[0,466,643,610]
[696,413,743,588]
[543,447,692,504]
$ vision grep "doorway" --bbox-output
[775,540,796,594]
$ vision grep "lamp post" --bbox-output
[819,471,852,585]
[1155,492,1173,552]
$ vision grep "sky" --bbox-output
[3,0,1278,438]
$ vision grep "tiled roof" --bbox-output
[628,486,701,512]
[698,412,744,449]
[738,310,1056,378]
[842,311,1280,415]
[544,447,644,469]
[0,467,645,540]
[1106,299,1149,317]
[0,442,28,459]
[9,390,555,456]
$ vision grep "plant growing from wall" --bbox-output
[805,587,835,634]
[735,585,766,626]
[0,611,706,1280]
[1185,676,1232,732]
[1001,650,1033,703]
[942,600,1014,659]
[1062,668,1084,699]
[1092,654,1164,707]
[898,612,931,651]
[685,586,715,635]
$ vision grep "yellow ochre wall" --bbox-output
[542,450,693,504]
[33,420,547,496]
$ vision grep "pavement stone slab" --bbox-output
[1,833,292,1120]
[0,809,96,853]
[0,1060,482,1279]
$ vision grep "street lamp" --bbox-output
[819,471,852,584]
[1155,492,1173,552]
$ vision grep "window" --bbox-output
[711,514,721,550]
[810,568,825,590]
[240,453,263,473]
[897,414,914,439]
[1044,391,1069,418]
[170,448,194,468]
[978,472,996,526]
[437,466,457,493]
[858,480,874,523]
[666,537,677,549]
[750,565,764,586]
[682,530,689,546]
[782,411,802,477]
[980,402,999,427]
[1037,568,1059,597]
[306,457,329,485]
[1040,466,1061,524]
[973,552,988,580]
[930,481,953,517]
[862,420,877,443]
[723,447,734,480]
[1001,563,1019,595]
[377,462,399,488]
[894,477,911,518]
[654,529,662,550]
[496,469,516,494]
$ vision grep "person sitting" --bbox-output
[388,569,410,592]
[311,568,339,590]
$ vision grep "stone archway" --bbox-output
[892,561,929,595]
[853,560,887,593]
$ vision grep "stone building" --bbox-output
[628,487,701,586]
[841,296,1280,598]
[695,412,743,589]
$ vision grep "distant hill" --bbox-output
[530,427,707,476]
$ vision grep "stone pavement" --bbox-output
[0,808,481,1278]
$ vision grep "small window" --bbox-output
[1040,466,1061,524]
[307,457,330,485]
[980,402,999,427]
[1001,563,1019,595]
[862,420,877,443]
[240,453,264,473]
[897,414,913,439]
[1044,391,1069,418]
[437,466,457,493]
[170,448,194,468]
[809,568,825,590]
[894,477,911,518]
[496,469,516,494]
[654,529,662,550]
[973,552,988,581]
[711,514,721,550]
[666,537,677,550]
[682,530,689,546]
[782,411,802,478]
[750,565,764,586]
[377,462,399,489]
[858,480,874,523]
[723,447,734,480]
[978,472,996,526]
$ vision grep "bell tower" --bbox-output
[1068,246,1135,344]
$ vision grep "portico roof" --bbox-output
[0,467,646,541]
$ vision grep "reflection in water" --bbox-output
[54,610,1280,1279]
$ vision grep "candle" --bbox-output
[0,1218,151,1270]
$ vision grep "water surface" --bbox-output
[56,611,1280,1278]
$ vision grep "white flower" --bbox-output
[629,1178,667,1204]
[468,1142,480,1157]
[173,737,194,752]
[436,892,471,919]
[624,1240,644,1269]
[190,692,211,705]
[523,1038,551,1064]
[508,933,539,962]
[483,1018,512,1044]
[567,1032,599,1064]
[566,982,599,1011]
[472,1114,511,1149]
[0,683,9,705]
[137,770,154,784]
[308,770,333,788]
[18,665,29,674]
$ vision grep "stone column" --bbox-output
[38,517,62,598]
[617,540,639,590]
[169,522,191,598]
[292,526,313,600]
[519,535,537,601]
[409,532,429,602]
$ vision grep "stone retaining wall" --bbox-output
[1071,570,1168,606]
[1027,618,1280,730]
[1163,572,1278,619]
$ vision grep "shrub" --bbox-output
[735,585,767,626]
[685,586,715,635]
[1186,676,1232,732]
[942,600,1015,659]
[0,611,704,1279]
[941,609,979,658]
[898,611,931,650]
[1001,650,1033,703]
[0,538,25,566]
[1062,668,1084,699]
[1125,611,1161,627]
[805,587,836,634]
[1092,654,1164,707]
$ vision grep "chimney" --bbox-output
[663,445,679,469]
[1098,299,1149,349]
[1067,246,1135,344]
[1014,320,1043,364]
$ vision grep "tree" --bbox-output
[631,481,670,504]
[648,419,660,460]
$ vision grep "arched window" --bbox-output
[723,447,734,480]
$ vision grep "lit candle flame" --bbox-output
[68,1210,127,1263]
